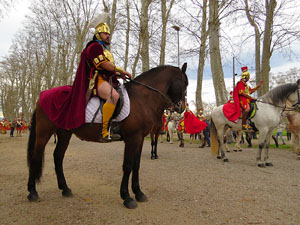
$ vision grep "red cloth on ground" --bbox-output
[184,111,207,134]
[39,48,89,129]
[222,86,241,122]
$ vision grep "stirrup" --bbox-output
[98,133,121,143]
[242,124,252,131]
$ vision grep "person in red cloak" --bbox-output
[39,13,131,142]
[183,104,207,134]
[236,66,263,130]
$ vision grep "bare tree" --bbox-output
[260,0,277,95]
[196,0,209,110]
[140,0,152,72]
[159,0,175,65]
[208,0,227,106]
[242,0,300,96]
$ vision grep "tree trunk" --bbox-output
[140,0,152,72]
[124,0,130,71]
[244,0,262,96]
[196,0,208,110]
[208,0,227,106]
[260,0,277,95]
[159,0,175,65]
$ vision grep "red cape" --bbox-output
[39,49,89,129]
[184,111,207,134]
[222,87,241,122]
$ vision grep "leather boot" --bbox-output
[242,110,249,130]
[99,102,121,143]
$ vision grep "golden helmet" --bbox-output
[241,66,250,79]
[89,13,110,40]
[95,22,110,35]
[241,71,250,79]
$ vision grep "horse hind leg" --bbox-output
[54,130,73,197]
[27,113,53,201]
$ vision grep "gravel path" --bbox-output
[1,133,300,225]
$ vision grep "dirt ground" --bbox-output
[1,132,300,225]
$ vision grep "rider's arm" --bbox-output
[239,90,256,100]
[99,61,132,80]
[250,80,264,94]
[88,43,132,79]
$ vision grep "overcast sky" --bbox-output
[1,0,299,112]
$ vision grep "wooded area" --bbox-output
[0,0,300,121]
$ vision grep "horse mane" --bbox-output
[260,82,298,104]
[134,65,179,81]
[124,65,183,91]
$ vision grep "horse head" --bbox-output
[167,63,188,114]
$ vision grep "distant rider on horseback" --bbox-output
[85,13,132,142]
[236,66,263,130]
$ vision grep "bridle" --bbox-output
[125,77,187,108]
[256,86,300,112]
[292,87,300,108]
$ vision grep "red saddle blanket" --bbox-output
[222,87,241,122]
[40,50,89,130]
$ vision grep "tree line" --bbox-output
[0,0,300,121]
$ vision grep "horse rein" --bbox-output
[256,87,300,112]
[124,77,185,107]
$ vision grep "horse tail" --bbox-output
[27,110,43,181]
[210,118,219,156]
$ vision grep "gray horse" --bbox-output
[210,80,300,167]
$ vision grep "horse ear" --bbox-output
[181,62,187,74]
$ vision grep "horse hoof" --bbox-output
[155,156,159,159]
[223,158,229,162]
[135,193,147,202]
[217,156,222,159]
[233,150,237,152]
[123,198,137,209]
[257,163,265,168]
[151,156,155,160]
[62,188,73,197]
[239,149,242,152]
[266,162,273,167]
[27,192,39,202]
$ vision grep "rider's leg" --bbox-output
[97,79,120,141]
[242,104,250,130]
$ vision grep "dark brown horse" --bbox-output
[27,63,188,209]
[150,122,163,160]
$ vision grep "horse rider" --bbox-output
[81,13,132,142]
[236,66,263,130]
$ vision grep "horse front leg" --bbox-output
[257,130,268,167]
[121,136,145,209]
[150,132,155,159]
[54,130,73,197]
[169,129,174,144]
[263,132,274,167]
[132,139,147,203]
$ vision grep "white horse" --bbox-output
[210,80,300,167]
[167,111,181,144]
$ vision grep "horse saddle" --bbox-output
[240,102,257,120]
[85,84,130,123]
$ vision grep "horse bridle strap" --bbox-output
[292,87,300,108]
[128,78,176,106]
